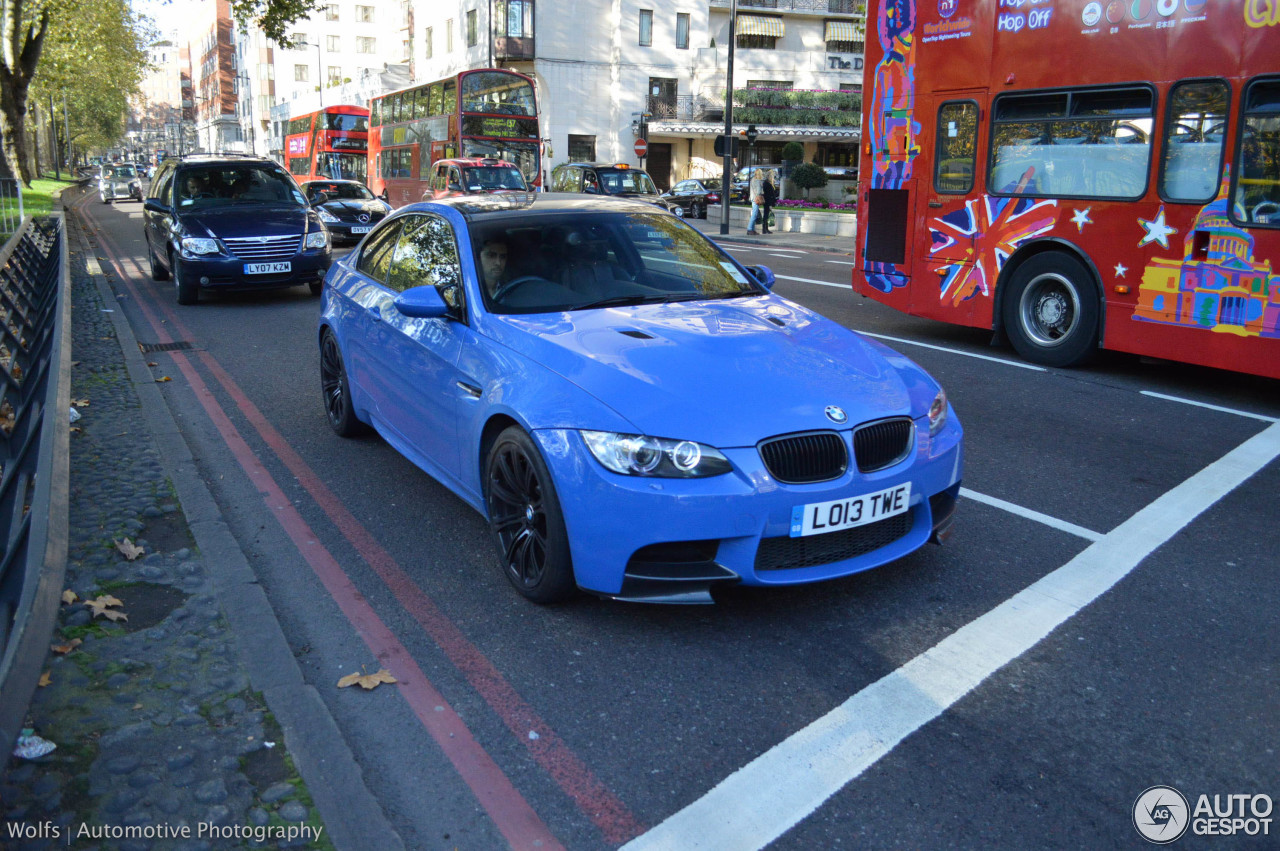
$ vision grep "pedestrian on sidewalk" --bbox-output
[746,168,764,235]
[761,170,778,234]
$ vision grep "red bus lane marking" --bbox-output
[81,206,643,845]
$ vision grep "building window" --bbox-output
[325,4,338,21]
[357,36,375,53]
[328,66,342,86]
[291,32,306,45]
[676,13,689,49]
[425,26,433,58]
[466,10,478,46]
[639,9,653,46]
[568,134,596,161]
[326,35,340,52]
[747,80,793,90]
[446,18,454,52]
[499,0,530,36]
[294,64,309,82]
[356,5,374,23]
[737,34,779,49]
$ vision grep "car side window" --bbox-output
[386,213,462,295]
[152,168,175,204]
[356,220,404,284]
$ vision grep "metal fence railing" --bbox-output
[0,179,25,240]
[0,214,71,761]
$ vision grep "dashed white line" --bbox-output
[624,421,1280,851]
[773,274,851,289]
[1140,391,1279,423]
[824,259,856,266]
[857,331,1046,371]
[960,489,1102,541]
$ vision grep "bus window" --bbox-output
[443,80,457,114]
[1237,78,1280,226]
[935,101,978,194]
[990,86,1152,199]
[429,83,443,116]
[1160,80,1229,203]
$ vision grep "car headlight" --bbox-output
[581,430,732,478]
[180,237,220,255]
[927,388,948,436]
[316,207,339,223]
[305,230,329,249]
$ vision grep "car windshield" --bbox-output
[306,182,375,201]
[597,170,658,195]
[473,212,764,315]
[112,166,137,179]
[178,165,304,208]
[462,166,527,191]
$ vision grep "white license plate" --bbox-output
[790,482,912,537]
[244,262,291,275]
[350,226,371,235]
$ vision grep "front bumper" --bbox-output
[173,250,331,291]
[533,412,963,601]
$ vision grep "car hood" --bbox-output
[181,205,310,238]
[485,297,930,446]
[321,200,387,216]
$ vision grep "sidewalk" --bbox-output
[1,201,400,849]
[683,213,855,256]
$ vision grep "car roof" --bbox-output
[557,162,651,172]
[434,157,520,168]
[410,191,675,221]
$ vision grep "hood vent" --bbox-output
[617,329,655,339]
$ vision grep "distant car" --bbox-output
[317,193,963,604]
[302,179,392,244]
[660,178,723,219]
[549,162,680,214]
[141,154,331,305]
[99,164,144,203]
[823,165,858,179]
[424,157,529,201]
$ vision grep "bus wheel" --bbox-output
[1002,252,1099,368]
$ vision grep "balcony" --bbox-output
[708,0,865,15]
[649,89,860,128]
[493,35,535,61]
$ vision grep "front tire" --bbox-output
[173,255,199,305]
[319,329,369,437]
[1002,252,1099,368]
[692,201,705,219]
[485,427,576,604]
[308,279,323,296]
[147,244,169,281]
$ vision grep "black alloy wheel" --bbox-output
[319,330,369,437]
[485,427,575,603]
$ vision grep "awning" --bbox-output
[825,21,863,42]
[737,15,784,38]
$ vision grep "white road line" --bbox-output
[623,421,1280,851]
[960,489,1102,541]
[768,253,800,258]
[857,331,1046,371]
[1140,391,1279,423]
[774,274,851,289]
[824,260,856,266]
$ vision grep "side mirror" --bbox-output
[745,264,776,290]
[143,198,170,214]
[393,285,450,318]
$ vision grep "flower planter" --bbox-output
[707,204,857,238]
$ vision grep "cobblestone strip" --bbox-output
[1,204,401,851]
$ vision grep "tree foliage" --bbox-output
[790,162,829,198]
[228,0,325,47]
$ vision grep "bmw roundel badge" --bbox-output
[825,405,848,424]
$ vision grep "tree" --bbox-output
[228,0,325,46]
[790,162,829,200]
[0,0,50,182]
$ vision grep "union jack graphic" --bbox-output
[929,186,1058,307]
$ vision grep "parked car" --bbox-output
[660,178,723,219]
[98,164,144,203]
[423,157,529,201]
[731,164,782,203]
[549,162,680,213]
[141,154,331,305]
[318,193,963,604]
[301,179,392,244]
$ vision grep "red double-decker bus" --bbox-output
[854,0,1280,379]
[284,105,370,183]
[368,68,540,207]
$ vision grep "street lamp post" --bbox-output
[719,0,738,235]
[304,41,324,108]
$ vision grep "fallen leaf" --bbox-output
[337,668,397,690]
[114,538,144,560]
[51,638,82,654]
[156,376,171,382]
[38,671,51,687]
[84,595,125,618]
[147,362,158,367]
[70,426,81,434]
[61,590,78,605]
[96,608,128,623]
[72,398,90,407]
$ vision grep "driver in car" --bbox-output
[479,238,510,296]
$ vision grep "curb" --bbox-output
[67,192,404,851]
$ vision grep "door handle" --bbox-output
[928,200,943,208]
